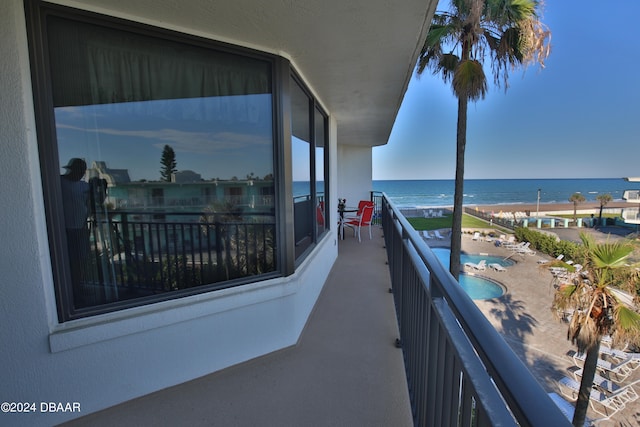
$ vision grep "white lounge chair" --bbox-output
[568,350,639,381]
[569,366,623,394]
[558,376,639,419]
[547,392,596,427]
[433,230,446,240]
[464,259,486,271]
[500,236,516,247]
[421,230,432,239]
[515,243,536,256]
[503,241,525,250]
[599,346,640,369]
[538,254,564,264]
[472,232,481,241]
[489,263,506,272]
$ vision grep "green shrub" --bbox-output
[514,227,580,260]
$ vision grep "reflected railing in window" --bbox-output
[75,211,277,308]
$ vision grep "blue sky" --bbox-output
[373,0,640,180]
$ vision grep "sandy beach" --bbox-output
[469,201,629,215]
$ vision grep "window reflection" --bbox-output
[48,15,277,309]
[291,78,312,259]
[315,107,327,237]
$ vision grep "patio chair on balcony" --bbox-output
[343,200,370,220]
[343,204,374,242]
[316,203,325,227]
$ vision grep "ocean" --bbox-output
[372,178,630,209]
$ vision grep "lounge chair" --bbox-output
[489,263,506,272]
[464,259,486,271]
[500,236,516,246]
[514,242,536,256]
[599,346,640,369]
[472,232,481,241]
[569,366,623,394]
[538,254,564,265]
[568,350,639,381]
[433,230,446,240]
[558,376,638,419]
[547,392,596,427]
[503,241,525,250]
[421,230,432,239]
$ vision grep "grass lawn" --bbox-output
[407,213,507,232]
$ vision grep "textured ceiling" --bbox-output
[52,0,436,146]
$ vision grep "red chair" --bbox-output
[316,203,325,227]
[344,200,370,220]
[343,204,374,242]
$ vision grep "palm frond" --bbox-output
[452,59,487,101]
[486,0,538,25]
[591,242,634,269]
[613,305,640,344]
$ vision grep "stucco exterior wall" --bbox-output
[337,144,374,206]
[0,1,339,425]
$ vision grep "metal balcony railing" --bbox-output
[623,190,640,203]
[82,210,276,303]
[380,194,569,426]
[621,207,640,224]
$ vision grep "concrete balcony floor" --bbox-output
[62,224,413,427]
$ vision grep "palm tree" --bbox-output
[568,192,585,224]
[596,193,613,226]
[417,0,551,279]
[552,233,640,426]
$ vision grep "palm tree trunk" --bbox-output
[572,341,600,427]
[449,96,467,280]
[598,205,604,226]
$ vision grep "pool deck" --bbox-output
[429,227,640,426]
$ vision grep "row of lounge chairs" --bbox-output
[463,259,507,272]
[421,230,446,240]
[554,344,640,422]
[491,211,529,220]
[422,209,444,218]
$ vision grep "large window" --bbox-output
[291,76,328,261]
[28,4,281,319]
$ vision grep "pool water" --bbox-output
[431,247,514,268]
[458,275,505,300]
[431,247,506,300]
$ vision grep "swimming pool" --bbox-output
[431,247,506,300]
[431,247,515,268]
[458,274,505,300]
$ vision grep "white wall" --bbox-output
[337,144,374,207]
[0,1,338,424]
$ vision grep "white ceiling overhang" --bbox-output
[54,0,437,147]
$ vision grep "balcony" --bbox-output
[63,195,569,427]
[621,207,640,224]
[623,190,640,203]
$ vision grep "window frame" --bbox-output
[26,0,296,321]
[289,72,330,265]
